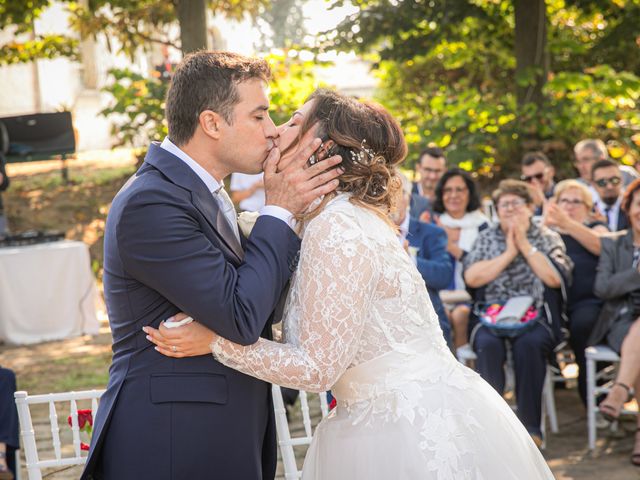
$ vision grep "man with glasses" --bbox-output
[412,147,447,221]
[521,151,555,215]
[592,159,629,231]
[574,138,639,192]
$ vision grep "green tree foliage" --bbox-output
[0,0,78,64]
[100,68,168,147]
[326,0,640,176]
[0,0,269,64]
[100,50,328,149]
[256,0,307,50]
[266,50,330,124]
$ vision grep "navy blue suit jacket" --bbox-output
[82,144,300,480]
[407,219,453,344]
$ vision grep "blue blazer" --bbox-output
[82,144,300,480]
[407,219,454,344]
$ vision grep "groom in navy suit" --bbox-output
[82,51,342,480]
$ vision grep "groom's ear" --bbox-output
[199,110,222,140]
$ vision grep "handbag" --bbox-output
[474,295,540,338]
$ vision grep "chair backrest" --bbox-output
[14,389,105,480]
[272,385,329,480]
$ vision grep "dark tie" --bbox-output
[604,206,612,229]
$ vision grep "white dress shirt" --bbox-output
[160,137,295,231]
[595,196,622,231]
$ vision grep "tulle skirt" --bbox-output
[301,343,554,480]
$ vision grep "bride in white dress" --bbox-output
[147,90,555,479]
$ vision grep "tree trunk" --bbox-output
[176,0,208,55]
[514,0,548,108]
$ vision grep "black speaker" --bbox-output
[0,111,75,161]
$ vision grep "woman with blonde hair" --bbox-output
[145,90,554,478]
[544,179,608,404]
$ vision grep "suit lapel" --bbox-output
[144,143,244,261]
[620,230,634,265]
[618,207,630,231]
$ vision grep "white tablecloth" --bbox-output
[0,240,99,344]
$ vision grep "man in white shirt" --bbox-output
[230,172,265,211]
[574,138,639,203]
[592,159,629,231]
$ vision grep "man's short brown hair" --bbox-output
[166,51,272,146]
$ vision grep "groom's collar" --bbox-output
[144,142,212,196]
[159,137,222,194]
[143,141,244,261]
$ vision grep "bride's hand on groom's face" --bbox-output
[143,319,216,358]
[263,132,343,215]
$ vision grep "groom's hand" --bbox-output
[263,135,343,214]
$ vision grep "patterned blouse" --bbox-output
[462,221,573,306]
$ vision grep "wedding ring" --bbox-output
[171,345,177,353]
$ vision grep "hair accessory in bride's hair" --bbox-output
[349,138,381,165]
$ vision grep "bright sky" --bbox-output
[302,0,359,35]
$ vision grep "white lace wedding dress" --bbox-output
[211,194,555,479]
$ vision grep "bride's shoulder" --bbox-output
[303,194,391,250]
[311,194,362,223]
[303,195,363,236]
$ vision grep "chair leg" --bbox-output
[271,385,300,478]
[544,367,559,434]
[586,354,597,450]
[15,450,21,480]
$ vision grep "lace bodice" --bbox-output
[211,194,449,392]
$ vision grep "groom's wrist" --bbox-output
[260,205,296,230]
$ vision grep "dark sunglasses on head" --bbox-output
[520,172,545,183]
[594,176,621,188]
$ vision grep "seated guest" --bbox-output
[544,179,609,405]
[395,174,453,344]
[520,151,555,215]
[432,168,489,348]
[0,367,19,480]
[0,152,9,235]
[592,159,629,231]
[463,179,573,446]
[589,178,640,467]
[574,138,639,193]
[410,147,446,222]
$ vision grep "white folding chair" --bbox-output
[14,450,21,480]
[584,345,635,450]
[457,343,558,446]
[272,385,330,480]
[14,389,105,480]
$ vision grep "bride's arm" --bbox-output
[147,210,377,393]
[213,211,376,392]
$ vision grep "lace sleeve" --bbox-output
[210,206,378,393]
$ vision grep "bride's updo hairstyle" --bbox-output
[287,89,407,223]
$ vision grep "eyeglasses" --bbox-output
[420,167,444,175]
[497,199,527,210]
[575,156,598,165]
[442,186,468,196]
[558,198,585,207]
[594,176,622,188]
[520,172,545,183]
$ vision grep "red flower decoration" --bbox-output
[67,409,93,430]
[80,442,90,451]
